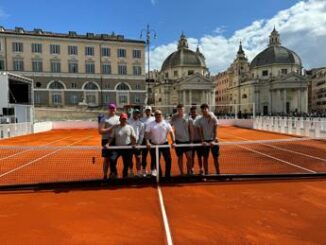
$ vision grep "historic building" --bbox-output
[0,26,146,108]
[214,71,230,114]
[308,67,326,114]
[154,33,215,115]
[216,28,308,116]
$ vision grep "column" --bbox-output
[283,89,287,113]
[183,90,186,106]
[201,91,205,103]
[276,89,281,113]
[211,91,215,108]
[296,89,300,112]
[268,90,272,114]
[189,90,192,105]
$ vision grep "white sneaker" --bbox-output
[151,169,157,177]
[142,169,147,177]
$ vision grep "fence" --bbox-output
[254,116,326,137]
[0,122,33,139]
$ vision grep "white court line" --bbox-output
[0,136,93,178]
[218,137,317,174]
[0,136,74,161]
[155,145,173,245]
[222,132,326,163]
[157,185,173,245]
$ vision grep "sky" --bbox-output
[0,0,325,74]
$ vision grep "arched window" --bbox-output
[116,82,130,90]
[49,81,65,89]
[84,82,99,90]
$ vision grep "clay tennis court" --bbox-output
[0,126,326,244]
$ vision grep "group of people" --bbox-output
[98,103,220,179]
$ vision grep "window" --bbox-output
[85,47,94,56]
[52,93,62,105]
[165,72,168,78]
[102,64,111,74]
[12,42,23,52]
[85,63,95,74]
[32,60,43,72]
[188,70,194,75]
[34,94,41,104]
[0,60,4,70]
[134,96,140,103]
[119,95,128,104]
[103,95,110,104]
[70,95,78,104]
[135,83,141,89]
[32,43,42,53]
[13,60,24,71]
[101,48,110,57]
[118,64,127,75]
[242,94,247,99]
[116,83,129,90]
[68,46,78,55]
[174,70,178,77]
[35,82,42,88]
[262,70,268,76]
[117,48,126,58]
[49,81,64,89]
[69,62,78,73]
[51,61,61,73]
[86,95,96,104]
[133,66,142,75]
[133,49,141,58]
[84,82,98,90]
[50,44,60,54]
[281,69,288,75]
[71,83,77,88]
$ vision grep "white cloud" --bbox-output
[0,8,9,19]
[149,0,326,74]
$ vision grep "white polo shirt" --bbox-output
[145,120,172,145]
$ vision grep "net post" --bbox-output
[155,145,160,183]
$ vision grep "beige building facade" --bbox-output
[310,68,326,114]
[0,26,146,108]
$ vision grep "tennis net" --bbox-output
[0,137,325,190]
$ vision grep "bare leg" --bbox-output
[103,158,109,179]
[178,155,184,175]
[185,151,193,174]
[203,156,209,174]
[214,156,220,174]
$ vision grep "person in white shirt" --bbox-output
[145,110,176,177]
[128,109,145,177]
[98,103,120,180]
[106,113,136,178]
[140,106,155,176]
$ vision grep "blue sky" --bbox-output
[1,0,325,73]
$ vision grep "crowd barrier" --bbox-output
[254,116,326,137]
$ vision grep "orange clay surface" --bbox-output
[0,126,325,244]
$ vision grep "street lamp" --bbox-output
[140,24,157,105]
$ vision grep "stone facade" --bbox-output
[215,29,308,116]
[0,26,146,108]
[309,68,326,114]
[154,34,215,115]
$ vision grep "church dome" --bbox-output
[161,33,206,71]
[250,28,302,68]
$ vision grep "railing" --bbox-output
[254,116,326,137]
[0,122,33,139]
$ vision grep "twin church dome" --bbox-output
[160,28,302,73]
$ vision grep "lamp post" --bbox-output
[140,24,157,105]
